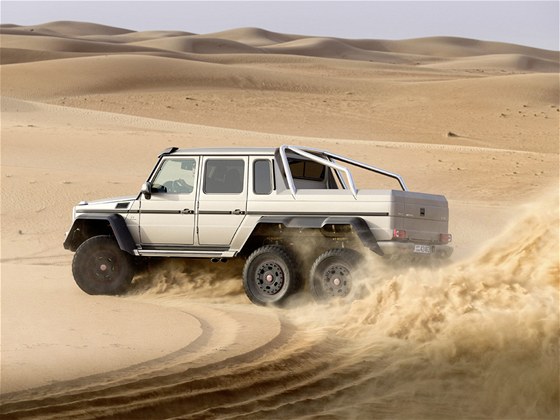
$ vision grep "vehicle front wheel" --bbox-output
[242,245,300,306]
[72,235,135,295]
[310,248,362,301]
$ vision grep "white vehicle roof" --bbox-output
[167,147,277,156]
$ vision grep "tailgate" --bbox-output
[401,192,449,242]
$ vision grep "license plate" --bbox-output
[414,244,432,254]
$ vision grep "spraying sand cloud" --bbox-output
[131,258,246,303]
[282,191,559,418]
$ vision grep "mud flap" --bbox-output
[322,217,384,256]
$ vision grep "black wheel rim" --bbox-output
[320,263,351,297]
[255,261,285,295]
[92,251,120,282]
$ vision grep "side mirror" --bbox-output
[141,182,152,200]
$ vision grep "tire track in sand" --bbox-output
[0,304,292,419]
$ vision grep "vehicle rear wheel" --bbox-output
[242,245,299,306]
[310,248,362,301]
[72,235,135,295]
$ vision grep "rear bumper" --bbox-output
[378,241,453,259]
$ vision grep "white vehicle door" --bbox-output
[197,156,248,245]
[139,157,199,246]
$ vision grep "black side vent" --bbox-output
[116,202,130,209]
[420,208,426,216]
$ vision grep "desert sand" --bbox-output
[0,21,558,418]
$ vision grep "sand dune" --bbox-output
[1,21,558,419]
[132,36,265,54]
[0,47,95,64]
[1,54,347,99]
[264,37,415,63]
[425,53,560,72]
[265,36,557,68]
[1,24,559,156]
[346,36,560,61]
[200,27,300,47]
[5,22,557,65]
[0,20,132,37]
[181,28,560,62]
[81,30,195,44]
[4,50,556,153]
[2,22,558,71]
[0,33,168,54]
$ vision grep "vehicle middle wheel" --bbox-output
[72,235,135,295]
[310,248,362,301]
[242,245,300,306]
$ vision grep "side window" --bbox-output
[254,160,273,195]
[204,159,245,194]
[152,158,197,194]
[289,159,325,181]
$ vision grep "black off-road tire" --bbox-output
[310,248,362,301]
[72,235,135,295]
[242,245,300,306]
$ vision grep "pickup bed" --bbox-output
[64,145,452,305]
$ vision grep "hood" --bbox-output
[76,196,137,212]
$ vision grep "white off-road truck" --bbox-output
[64,145,452,305]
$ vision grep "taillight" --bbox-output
[393,229,407,239]
[440,233,452,244]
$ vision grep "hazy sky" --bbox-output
[1,1,558,50]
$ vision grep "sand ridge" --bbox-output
[2,21,558,154]
[1,21,558,419]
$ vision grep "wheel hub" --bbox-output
[256,262,284,295]
[322,265,351,297]
[94,255,115,279]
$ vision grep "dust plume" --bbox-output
[283,191,559,418]
[131,258,246,303]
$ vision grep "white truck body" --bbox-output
[64,145,452,304]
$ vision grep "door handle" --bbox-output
[232,209,246,215]
[182,209,194,214]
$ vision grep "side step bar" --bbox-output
[136,249,236,258]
